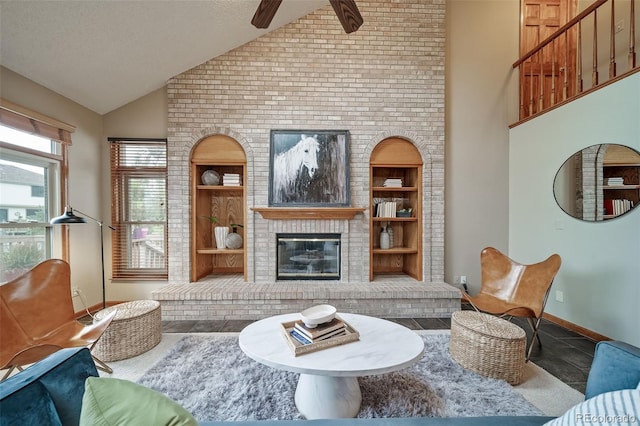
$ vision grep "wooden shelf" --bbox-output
[191,135,247,282]
[252,207,365,220]
[372,247,418,254]
[196,185,243,191]
[603,184,640,190]
[372,217,416,222]
[197,248,244,255]
[369,138,423,281]
[371,186,418,192]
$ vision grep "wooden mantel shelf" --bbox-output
[252,207,366,220]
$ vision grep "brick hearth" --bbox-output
[154,276,460,321]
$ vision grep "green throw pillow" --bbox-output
[80,377,198,426]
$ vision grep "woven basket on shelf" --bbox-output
[92,300,162,362]
[449,310,526,385]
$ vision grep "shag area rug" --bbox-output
[136,333,543,421]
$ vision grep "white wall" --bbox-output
[445,0,519,291]
[509,73,640,346]
[102,88,168,301]
[1,67,106,312]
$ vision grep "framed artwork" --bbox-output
[268,130,350,207]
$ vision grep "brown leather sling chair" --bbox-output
[462,247,562,362]
[1,259,116,380]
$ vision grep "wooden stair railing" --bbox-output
[513,0,638,124]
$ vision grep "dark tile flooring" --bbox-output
[162,312,596,394]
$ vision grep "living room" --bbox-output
[1,0,640,423]
[1,0,638,349]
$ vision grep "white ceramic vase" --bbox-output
[214,226,229,249]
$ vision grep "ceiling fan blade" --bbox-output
[251,0,283,29]
[329,0,363,33]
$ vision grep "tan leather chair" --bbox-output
[463,247,562,361]
[0,259,116,380]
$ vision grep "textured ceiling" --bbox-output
[0,0,328,114]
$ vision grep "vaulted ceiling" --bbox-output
[0,0,328,114]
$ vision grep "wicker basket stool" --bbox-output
[449,310,526,385]
[92,300,162,362]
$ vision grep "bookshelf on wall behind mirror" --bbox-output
[369,138,423,281]
[190,135,247,282]
[602,145,640,219]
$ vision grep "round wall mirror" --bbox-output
[554,144,640,221]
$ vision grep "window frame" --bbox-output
[110,137,168,280]
[0,127,66,282]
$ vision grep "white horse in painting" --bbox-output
[273,135,320,203]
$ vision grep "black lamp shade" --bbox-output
[50,207,87,224]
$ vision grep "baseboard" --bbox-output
[542,312,611,342]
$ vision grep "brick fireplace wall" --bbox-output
[167,0,445,284]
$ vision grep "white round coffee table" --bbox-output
[238,312,424,419]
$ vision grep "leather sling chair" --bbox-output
[0,259,116,380]
[462,247,562,362]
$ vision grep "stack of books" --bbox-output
[383,178,403,188]
[289,318,347,345]
[223,173,241,186]
[605,177,624,186]
[376,201,397,218]
[604,199,634,216]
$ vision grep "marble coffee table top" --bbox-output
[239,312,424,377]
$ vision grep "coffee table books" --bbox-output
[280,316,360,356]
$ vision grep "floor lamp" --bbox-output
[50,206,116,310]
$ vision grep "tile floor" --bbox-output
[162,312,596,394]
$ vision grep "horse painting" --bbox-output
[272,135,320,203]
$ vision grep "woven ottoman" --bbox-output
[449,310,526,385]
[92,300,162,362]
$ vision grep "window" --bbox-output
[0,125,63,283]
[110,138,167,279]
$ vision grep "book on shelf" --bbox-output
[375,201,397,218]
[222,173,242,186]
[605,177,624,186]
[293,318,346,341]
[383,178,403,188]
[605,199,634,216]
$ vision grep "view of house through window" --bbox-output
[110,138,168,279]
[0,124,61,283]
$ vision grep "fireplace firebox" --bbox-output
[276,233,340,280]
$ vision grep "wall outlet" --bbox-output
[72,287,80,297]
[615,19,624,34]
[460,276,467,285]
[555,290,564,303]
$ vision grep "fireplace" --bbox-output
[276,233,341,280]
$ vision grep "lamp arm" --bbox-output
[71,208,116,231]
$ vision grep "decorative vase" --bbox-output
[380,227,390,249]
[214,226,229,249]
[225,229,243,249]
[386,224,394,248]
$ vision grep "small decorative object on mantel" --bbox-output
[280,306,359,356]
[225,224,244,249]
[201,169,220,186]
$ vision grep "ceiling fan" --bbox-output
[252,0,363,34]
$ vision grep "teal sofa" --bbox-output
[2,341,639,425]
